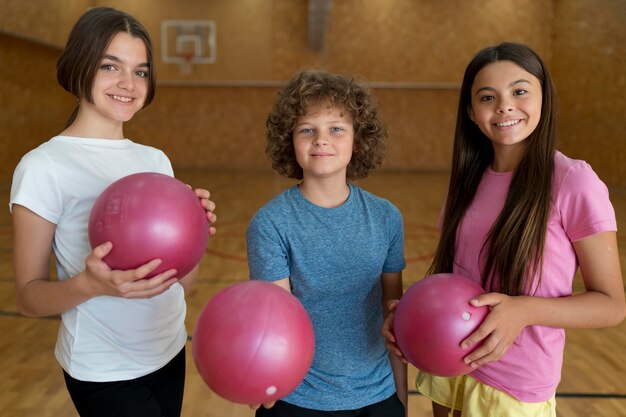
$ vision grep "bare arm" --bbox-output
[462,231,625,368]
[13,205,179,317]
[382,271,407,413]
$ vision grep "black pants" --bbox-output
[255,393,405,417]
[63,347,186,417]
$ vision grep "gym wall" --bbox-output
[1,0,624,187]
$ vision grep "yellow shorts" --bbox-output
[416,371,556,417]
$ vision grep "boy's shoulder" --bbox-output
[351,185,401,213]
[250,186,297,220]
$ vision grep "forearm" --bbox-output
[389,352,407,405]
[516,232,624,330]
[380,272,407,408]
[16,273,93,318]
[13,205,92,317]
[464,232,624,367]
[521,290,625,329]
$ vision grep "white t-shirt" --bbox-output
[10,136,187,382]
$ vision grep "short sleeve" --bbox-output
[157,151,175,177]
[383,204,406,273]
[9,149,63,224]
[557,161,617,242]
[246,210,291,281]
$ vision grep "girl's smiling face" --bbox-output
[83,32,150,125]
[469,60,543,166]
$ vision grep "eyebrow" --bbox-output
[102,54,149,68]
[475,79,531,94]
[295,118,351,126]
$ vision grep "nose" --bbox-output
[312,131,329,146]
[117,70,135,91]
[496,97,514,113]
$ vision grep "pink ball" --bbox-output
[394,273,489,377]
[88,172,209,279]
[192,281,315,405]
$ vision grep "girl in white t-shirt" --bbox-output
[10,7,216,417]
[383,42,624,417]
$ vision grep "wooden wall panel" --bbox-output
[376,89,459,171]
[101,0,276,81]
[552,0,626,188]
[322,0,553,82]
[0,34,74,183]
[1,0,624,188]
[123,86,460,173]
[0,0,90,46]
[125,87,278,171]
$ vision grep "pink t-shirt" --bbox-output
[452,151,617,402]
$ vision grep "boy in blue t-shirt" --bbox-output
[246,69,407,416]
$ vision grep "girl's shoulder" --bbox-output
[552,152,615,238]
[15,137,63,167]
[553,150,603,189]
[554,150,586,171]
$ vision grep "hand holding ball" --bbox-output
[393,273,489,376]
[88,172,209,278]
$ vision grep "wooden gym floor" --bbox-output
[1,169,625,417]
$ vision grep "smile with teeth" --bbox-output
[495,119,521,127]
[110,94,133,103]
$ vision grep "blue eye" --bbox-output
[331,127,344,132]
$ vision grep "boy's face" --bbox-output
[293,102,354,181]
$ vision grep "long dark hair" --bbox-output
[428,42,558,295]
[56,7,156,127]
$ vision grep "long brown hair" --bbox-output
[428,42,558,295]
[56,7,156,128]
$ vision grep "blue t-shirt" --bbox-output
[246,184,406,410]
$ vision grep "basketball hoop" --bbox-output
[161,20,217,76]
[179,52,194,75]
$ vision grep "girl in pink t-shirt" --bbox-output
[383,42,625,416]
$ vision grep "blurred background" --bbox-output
[1,0,625,187]
[1,1,625,416]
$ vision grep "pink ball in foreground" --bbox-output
[88,172,209,279]
[394,273,489,377]
[192,280,315,405]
